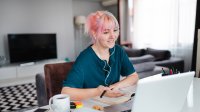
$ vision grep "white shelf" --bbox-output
[0,59,66,81]
[16,64,44,78]
[0,66,17,80]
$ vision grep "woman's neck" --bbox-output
[92,44,110,62]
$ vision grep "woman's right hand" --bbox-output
[104,88,124,98]
[97,85,124,98]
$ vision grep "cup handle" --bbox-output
[49,97,53,111]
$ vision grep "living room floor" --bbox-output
[0,76,37,112]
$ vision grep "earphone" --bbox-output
[103,60,111,86]
[103,47,115,85]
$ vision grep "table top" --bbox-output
[180,78,200,112]
[26,78,200,112]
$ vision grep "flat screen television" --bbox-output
[8,33,57,63]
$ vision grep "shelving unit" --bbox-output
[0,59,65,81]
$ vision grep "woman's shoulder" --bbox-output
[114,44,123,49]
[75,46,93,62]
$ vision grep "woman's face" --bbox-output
[96,27,119,49]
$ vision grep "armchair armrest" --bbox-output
[35,73,48,107]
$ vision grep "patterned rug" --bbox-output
[0,83,38,112]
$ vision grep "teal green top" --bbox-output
[63,45,135,88]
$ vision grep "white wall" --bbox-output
[72,0,105,57]
[0,0,75,62]
[72,0,117,18]
[0,0,118,62]
[104,5,118,19]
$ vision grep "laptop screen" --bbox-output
[105,72,194,112]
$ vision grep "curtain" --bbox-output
[119,0,129,42]
[128,0,197,71]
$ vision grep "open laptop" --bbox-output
[104,71,195,112]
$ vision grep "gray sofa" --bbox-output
[124,47,184,79]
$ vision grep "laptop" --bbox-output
[104,71,195,112]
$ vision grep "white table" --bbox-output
[181,78,200,112]
[27,78,200,112]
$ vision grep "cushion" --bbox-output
[146,48,171,61]
[123,47,145,57]
[133,62,155,73]
[129,54,155,64]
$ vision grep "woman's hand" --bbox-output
[104,88,125,97]
[109,73,139,91]
[109,83,121,90]
[97,85,124,98]
[97,85,110,93]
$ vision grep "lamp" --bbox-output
[102,0,118,7]
[74,16,86,26]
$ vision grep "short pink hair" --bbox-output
[85,11,119,43]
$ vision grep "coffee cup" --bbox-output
[49,94,70,112]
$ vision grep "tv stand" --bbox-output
[0,59,65,81]
[20,62,35,67]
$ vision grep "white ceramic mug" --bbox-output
[49,94,70,112]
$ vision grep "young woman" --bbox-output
[61,11,138,100]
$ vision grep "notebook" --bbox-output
[93,86,136,105]
[104,71,195,112]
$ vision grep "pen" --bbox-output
[162,68,165,74]
[162,68,167,76]
[100,90,106,98]
[175,69,178,74]
[100,88,113,98]
[169,69,173,75]
[172,67,175,74]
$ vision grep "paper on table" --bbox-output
[93,85,136,105]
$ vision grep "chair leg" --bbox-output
[35,73,48,107]
[198,71,200,78]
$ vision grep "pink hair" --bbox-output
[85,11,119,43]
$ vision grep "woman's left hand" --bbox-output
[104,86,125,97]
[109,83,121,91]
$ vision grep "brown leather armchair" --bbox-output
[35,62,74,107]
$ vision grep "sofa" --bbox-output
[124,47,184,79]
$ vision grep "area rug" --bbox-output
[0,83,38,112]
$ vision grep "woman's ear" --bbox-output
[91,31,97,40]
